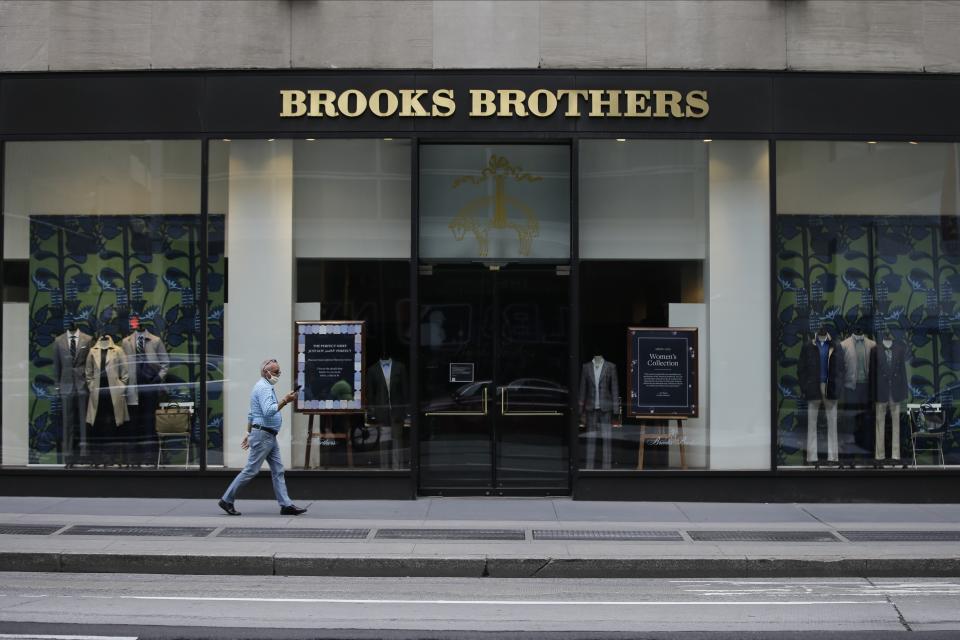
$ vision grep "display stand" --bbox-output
[156,401,194,469]
[907,403,946,468]
[636,418,687,470]
[304,414,353,469]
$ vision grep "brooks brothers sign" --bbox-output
[280,88,709,119]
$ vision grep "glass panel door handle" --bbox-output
[499,385,564,416]
[425,386,488,416]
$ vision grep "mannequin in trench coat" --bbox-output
[85,335,130,463]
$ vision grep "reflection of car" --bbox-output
[500,378,568,413]
[94,353,228,402]
[421,379,492,414]
[424,378,569,414]
[26,354,230,408]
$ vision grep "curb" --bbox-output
[2,553,960,578]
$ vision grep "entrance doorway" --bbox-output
[418,263,570,494]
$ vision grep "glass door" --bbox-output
[418,264,570,493]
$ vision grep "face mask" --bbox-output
[268,374,280,385]
[883,339,893,349]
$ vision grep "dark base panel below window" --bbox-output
[0,470,414,500]
[575,470,960,503]
[1,470,958,502]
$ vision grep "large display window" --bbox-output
[578,139,771,471]
[775,141,960,468]
[208,138,411,472]
[2,140,204,469]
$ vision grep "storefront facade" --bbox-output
[1,70,959,501]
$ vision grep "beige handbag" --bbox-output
[155,403,192,434]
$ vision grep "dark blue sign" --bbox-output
[627,327,698,418]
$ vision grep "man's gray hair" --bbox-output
[261,358,278,376]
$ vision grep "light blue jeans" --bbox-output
[221,428,293,507]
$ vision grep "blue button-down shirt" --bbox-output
[817,339,830,383]
[248,377,283,430]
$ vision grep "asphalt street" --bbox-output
[0,573,959,637]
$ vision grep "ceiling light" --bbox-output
[615,138,626,142]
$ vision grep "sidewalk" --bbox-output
[1,497,959,578]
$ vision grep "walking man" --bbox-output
[218,359,306,516]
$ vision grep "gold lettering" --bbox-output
[337,89,367,118]
[527,89,558,118]
[400,89,429,117]
[431,89,456,117]
[685,90,709,118]
[556,89,589,117]
[308,90,337,117]
[653,90,684,118]
[624,90,651,118]
[368,89,399,117]
[469,89,497,117]
[497,89,528,117]
[280,90,307,117]
[588,90,621,117]
[281,87,708,120]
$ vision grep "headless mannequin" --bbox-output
[85,319,130,467]
[89,333,121,465]
[366,354,409,469]
[872,330,908,465]
[54,320,92,467]
[121,317,167,467]
[799,327,841,465]
[840,326,876,466]
[580,355,618,469]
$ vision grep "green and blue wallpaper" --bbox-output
[28,214,226,464]
[776,214,960,466]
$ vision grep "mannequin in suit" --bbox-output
[870,330,909,465]
[85,332,129,466]
[839,326,876,465]
[579,355,619,469]
[366,356,409,469]
[797,326,845,466]
[120,316,169,467]
[53,320,94,467]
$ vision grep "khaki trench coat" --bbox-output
[85,336,130,426]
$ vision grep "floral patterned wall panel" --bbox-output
[776,214,960,466]
[28,214,225,465]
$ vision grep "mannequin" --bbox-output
[839,325,876,466]
[797,326,845,466]
[870,330,909,465]
[365,355,410,469]
[85,331,129,466]
[53,319,93,467]
[579,355,619,469]
[120,316,169,467]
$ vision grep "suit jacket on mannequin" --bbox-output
[870,340,909,403]
[120,329,168,405]
[85,336,130,426]
[579,359,619,414]
[798,334,846,401]
[839,334,876,391]
[366,359,409,425]
[53,330,93,393]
